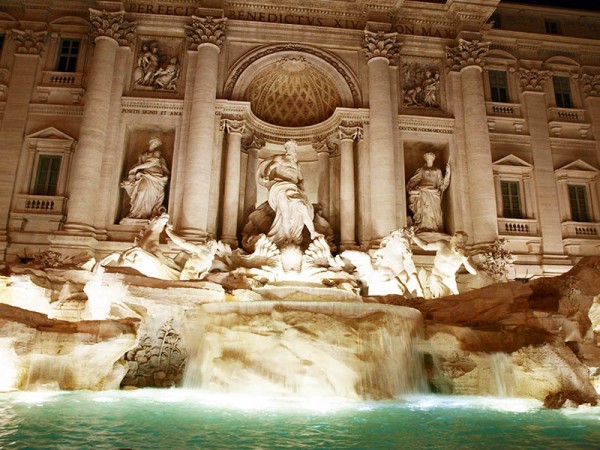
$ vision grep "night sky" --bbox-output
[502,0,600,12]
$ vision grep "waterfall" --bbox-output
[182,301,428,399]
[490,352,515,397]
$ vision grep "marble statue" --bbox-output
[165,224,226,280]
[98,213,181,280]
[403,64,441,108]
[407,152,450,232]
[256,140,321,248]
[121,136,170,219]
[342,228,423,297]
[412,231,477,298]
[136,44,159,86]
[153,58,180,90]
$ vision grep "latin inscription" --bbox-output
[122,107,182,116]
[126,3,456,37]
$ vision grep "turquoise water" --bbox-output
[1,390,599,449]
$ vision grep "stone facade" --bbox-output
[0,0,599,277]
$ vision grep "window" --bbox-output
[545,19,560,34]
[489,70,509,103]
[33,155,61,196]
[568,185,589,222]
[56,38,80,72]
[501,181,522,219]
[553,76,572,108]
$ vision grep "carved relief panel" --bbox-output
[132,38,184,94]
[402,60,443,110]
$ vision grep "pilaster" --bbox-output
[339,125,361,250]
[446,38,498,244]
[0,29,46,258]
[363,30,400,240]
[519,68,565,257]
[221,118,245,246]
[63,9,135,238]
[242,135,265,224]
[313,139,332,220]
[181,16,227,239]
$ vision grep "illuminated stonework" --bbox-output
[245,57,342,127]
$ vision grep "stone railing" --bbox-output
[562,221,600,239]
[498,218,538,236]
[486,102,522,117]
[547,107,586,123]
[14,194,66,214]
[41,71,84,87]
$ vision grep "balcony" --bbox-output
[498,218,538,236]
[547,107,586,123]
[41,71,84,87]
[562,221,600,239]
[486,102,522,117]
[14,194,66,214]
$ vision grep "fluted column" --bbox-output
[339,125,360,250]
[64,10,134,233]
[221,118,245,246]
[363,30,400,240]
[519,68,564,256]
[314,140,331,219]
[0,29,46,258]
[242,135,264,222]
[182,16,226,239]
[446,39,497,244]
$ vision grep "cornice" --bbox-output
[29,104,84,116]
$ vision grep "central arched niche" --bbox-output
[246,57,341,127]
[226,45,360,128]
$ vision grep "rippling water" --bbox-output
[0,390,599,449]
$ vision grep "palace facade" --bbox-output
[0,0,599,277]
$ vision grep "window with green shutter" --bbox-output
[501,180,522,219]
[33,155,61,196]
[568,184,589,222]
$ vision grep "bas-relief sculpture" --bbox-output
[407,152,450,233]
[121,135,170,220]
[134,42,181,91]
[403,64,441,108]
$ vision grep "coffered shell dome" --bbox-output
[244,57,342,128]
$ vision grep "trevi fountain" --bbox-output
[1,139,600,448]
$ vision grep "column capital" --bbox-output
[519,68,551,93]
[582,73,600,98]
[313,139,337,156]
[223,118,245,135]
[363,30,400,65]
[445,39,489,72]
[186,16,227,51]
[338,125,362,142]
[242,134,265,152]
[89,9,136,46]
[11,29,46,55]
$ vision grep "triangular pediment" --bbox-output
[493,154,533,168]
[557,159,599,173]
[26,127,75,141]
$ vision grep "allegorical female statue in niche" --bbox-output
[121,136,170,219]
[406,152,450,232]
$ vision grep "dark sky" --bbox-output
[501,0,600,12]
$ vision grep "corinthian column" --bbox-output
[0,29,46,258]
[242,135,265,223]
[313,140,331,219]
[446,39,497,244]
[182,16,226,239]
[519,68,564,257]
[582,74,600,214]
[221,118,245,246]
[64,10,135,234]
[339,125,361,250]
[363,30,400,240]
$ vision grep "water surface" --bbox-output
[1,390,599,449]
